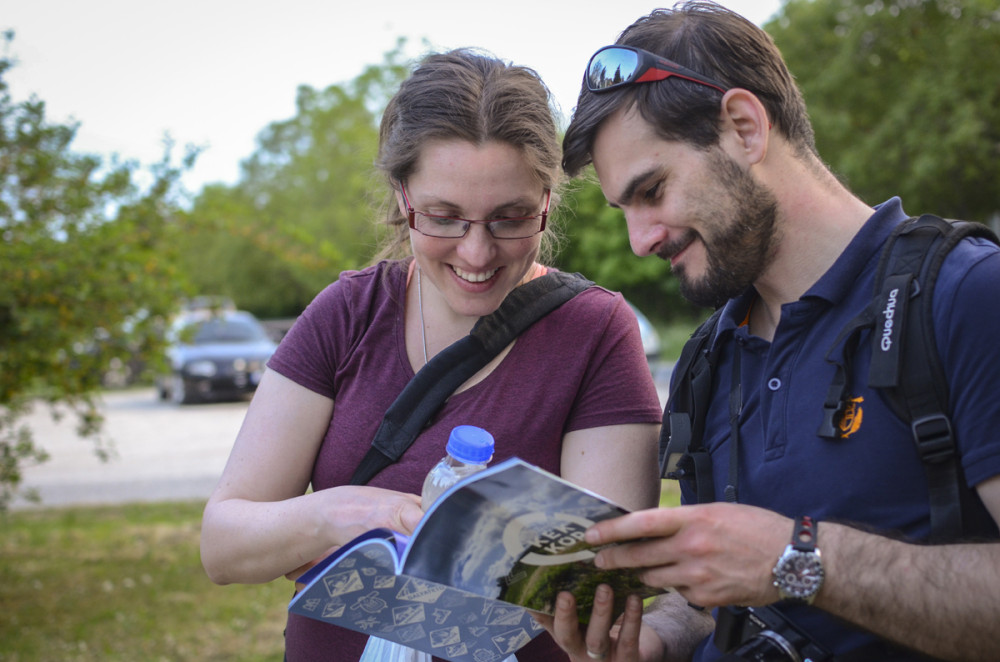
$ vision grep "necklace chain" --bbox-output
[417,267,428,366]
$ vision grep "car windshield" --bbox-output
[185,318,271,344]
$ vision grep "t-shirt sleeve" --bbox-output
[939,240,1000,487]
[266,278,353,399]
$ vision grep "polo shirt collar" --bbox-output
[710,197,910,347]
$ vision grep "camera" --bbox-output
[714,605,832,662]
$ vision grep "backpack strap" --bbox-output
[349,271,594,485]
[669,214,1000,538]
[660,307,724,504]
[825,214,999,540]
[868,215,999,540]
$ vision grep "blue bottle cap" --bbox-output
[446,425,495,463]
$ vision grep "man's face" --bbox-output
[592,107,778,308]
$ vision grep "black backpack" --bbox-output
[661,214,1000,541]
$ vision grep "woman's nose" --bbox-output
[456,223,496,264]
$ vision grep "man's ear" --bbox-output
[719,88,770,165]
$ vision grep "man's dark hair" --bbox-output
[563,0,817,176]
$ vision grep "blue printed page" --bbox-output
[288,458,662,660]
[293,528,406,587]
[288,530,542,661]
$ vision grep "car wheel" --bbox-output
[170,375,198,405]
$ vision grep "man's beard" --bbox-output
[658,151,779,308]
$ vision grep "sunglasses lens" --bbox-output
[587,48,639,91]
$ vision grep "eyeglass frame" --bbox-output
[586,45,729,95]
[399,181,551,239]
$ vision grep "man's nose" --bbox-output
[625,208,666,257]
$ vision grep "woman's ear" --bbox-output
[719,88,770,165]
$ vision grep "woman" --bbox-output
[200,48,663,662]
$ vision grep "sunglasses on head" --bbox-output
[586,45,729,95]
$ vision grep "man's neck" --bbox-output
[750,152,874,341]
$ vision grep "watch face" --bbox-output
[775,550,824,600]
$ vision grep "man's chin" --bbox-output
[679,276,735,309]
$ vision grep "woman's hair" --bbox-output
[563,1,817,176]
[373,48,564,262]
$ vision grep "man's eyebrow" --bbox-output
[609,168,661,209]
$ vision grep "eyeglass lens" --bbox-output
[413,213,542,239]
[588,48,640,90]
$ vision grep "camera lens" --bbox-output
[728,630,802,662]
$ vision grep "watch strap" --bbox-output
[791,515,818,552]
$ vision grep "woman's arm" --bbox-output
[200,370,424,585]
[560,422,661,512]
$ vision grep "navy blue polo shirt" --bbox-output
[682,199,1000,660]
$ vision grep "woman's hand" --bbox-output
[536,587,665,662]
[287,485,424,585]
[317,484,425,542]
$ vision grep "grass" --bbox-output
[658,321,701,363]
[659,479,681,508]
[1,501,288,662]
[1,484,684,662]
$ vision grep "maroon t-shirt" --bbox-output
[270,260,662,662]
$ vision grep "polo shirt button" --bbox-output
[768,377,782,390]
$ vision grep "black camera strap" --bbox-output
[348,270,594,485]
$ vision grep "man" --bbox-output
[539,2,1000,661]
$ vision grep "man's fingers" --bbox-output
[586,508,684,547]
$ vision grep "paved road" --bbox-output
[13,369,672,510]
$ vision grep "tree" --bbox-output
[0,32,194,509]
[766,0,1000,222]
[176,44,412,319]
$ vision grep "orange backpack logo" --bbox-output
[838,396,864,438]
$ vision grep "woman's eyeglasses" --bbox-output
[400,182,550,240]
[586,45,729,95]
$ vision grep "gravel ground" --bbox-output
[11,388,249,510]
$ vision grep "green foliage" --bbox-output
[0,32,193,509]
[177,43,413,318]
[1,500,287,660]
[767,0,1000,221]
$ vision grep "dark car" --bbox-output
[156,310,278,404]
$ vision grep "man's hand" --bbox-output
[586,502,791,609]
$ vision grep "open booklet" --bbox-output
[288,457,664,662]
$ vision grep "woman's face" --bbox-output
[400,139,547,320]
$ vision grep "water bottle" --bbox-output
[421,425,495,511]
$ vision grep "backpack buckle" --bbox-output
[911,414,955,464]
[817,399,847,439]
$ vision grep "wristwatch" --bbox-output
[772,516,824,604]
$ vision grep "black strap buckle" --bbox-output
[911,414,955,464]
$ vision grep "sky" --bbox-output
[3,0,782,195]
